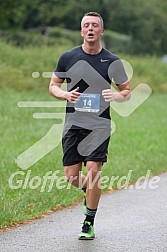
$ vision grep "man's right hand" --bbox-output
[65,87,80,103]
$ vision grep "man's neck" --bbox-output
[82,42,102,55]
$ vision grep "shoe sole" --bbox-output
[78,236,95,240]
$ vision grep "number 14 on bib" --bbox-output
[74,93,100,112]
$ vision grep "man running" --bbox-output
[49,12,130,240]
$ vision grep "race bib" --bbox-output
[75,93,100,112]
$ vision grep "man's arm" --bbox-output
[102,81,131,102]
[49,73,80,103]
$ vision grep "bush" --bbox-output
[103,30,132,54]
[0,27,132,53]
[0,29,72,47]
[48,27,82,45]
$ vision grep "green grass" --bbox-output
[0,40,167,92]
[0,41,167,229]
[105,93,167,182]
[0,40,73,91]
[124,55,167,92]
[0,89,166,229]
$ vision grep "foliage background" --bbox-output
[0,0,167,230]
[0,0,167,55]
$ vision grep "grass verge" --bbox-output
[0,88,166,230]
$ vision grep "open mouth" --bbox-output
[88,33,94,37]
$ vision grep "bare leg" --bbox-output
[85,161,102,209]
[64,163,87,189]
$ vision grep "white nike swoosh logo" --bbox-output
[100,59,110,62]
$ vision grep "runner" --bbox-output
[49,11,130,240]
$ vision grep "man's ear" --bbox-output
[101,28,104,36]
[80,30,84,37]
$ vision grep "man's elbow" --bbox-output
[49,83,54,96]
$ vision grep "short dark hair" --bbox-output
[81,12,104,28]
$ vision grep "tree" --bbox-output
[0,0,27,29]
[105,0,167,54]
[0,0,167,54]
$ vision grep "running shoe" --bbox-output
[78,221,95,240]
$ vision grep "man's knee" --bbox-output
[86,161,101,178]
[64,165,80,183]
[64,172,76,183]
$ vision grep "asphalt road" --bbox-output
[0,173,167,252]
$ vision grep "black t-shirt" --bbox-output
[54,46,127,131]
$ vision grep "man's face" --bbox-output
[81,16,104,43]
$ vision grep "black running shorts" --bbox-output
[62,128,110,166]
